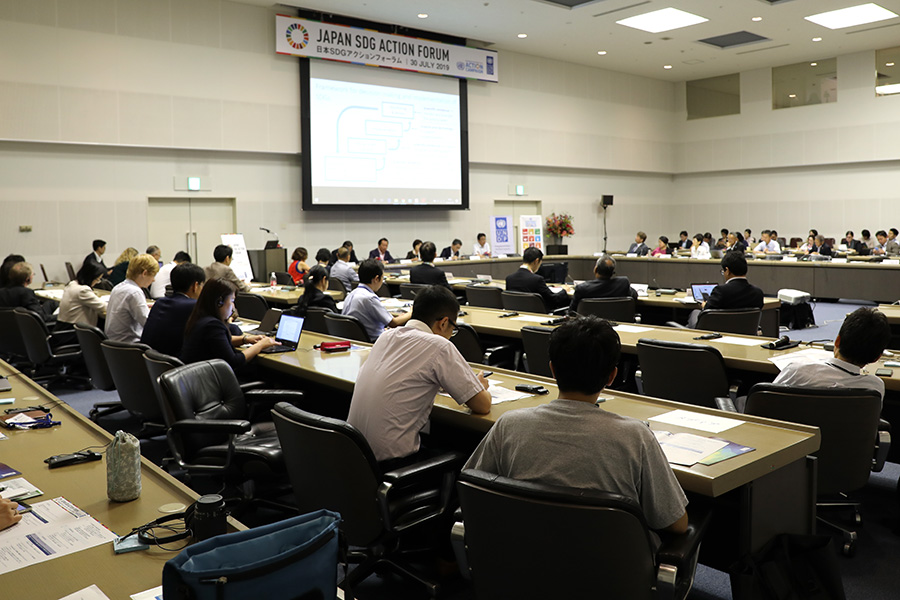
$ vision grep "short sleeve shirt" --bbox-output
[342,284,393,340]
[105,279,150,343]
[774,356,884,401]
[330,260,359,290]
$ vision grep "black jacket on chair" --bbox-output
[410,264,451,289]
[705,278,764,310]
[570,277,636,311]
[505,268,568,310]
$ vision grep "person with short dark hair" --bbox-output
[473,233,491,257]
[678,230,691,249]
[812,234,832,257]
[744,229,755,246]
[368,238,394,263]
[288,247,309,284]
[861,229,875,250]
[570,255,636,312]
[141,263,207,356]
[753,230,780,254]
[0,262,55,322]
[342,259,410,339]
[505,247,568,311]
[687,252,763,328]
[348,285,490,464]
[150,251,192,299]
[58,262,107,327]
[410,242,450,288]
[82,239,111,275]
[205,244,250,293]
[873,230,889,255]
[690,233,711,259]
[774,307,891,400]
[844,230,866,254]
[651,236,670,257]
[331,246,359,291]
[406,239,423,261]
[627,231,649,256]
[294,265,339,316]
[887,229,900,256]
[0,254,25,287]
[465,315,688,536]
[440,239,463,260]
[330,240,358,265]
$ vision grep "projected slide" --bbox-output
[309,77,462,206]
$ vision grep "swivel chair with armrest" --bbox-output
[13,307,86,388]
[450,322,516,370]
[576,297,638,323]
[696,308,761,336]
[501,290,561,315]
[399,283,430,300]
[100,340,166,437]
[73,323,119,421]
[324,312,371,343]
[274,271,293,286]
[234,292,269,322]
[520,326,554,377]
[635,339,739,410]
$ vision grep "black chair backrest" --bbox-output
[164,284,174,298]
[143,348,184,417]
[0,307,27,360]
[272,403,384,545]
[234,293,268,321]
[94,279,113,291]
[324,312,371,343]
[304,307,331,335]
[521,326,553,377]
[501,291,548,314]
[576,297,636,322]
[457,469,656,600]
[636,338,729,408]
[74,323,115,391]
[744,383,882,495]
[274,271,294,286]
[65,262,76,281]
[451,322,484,363]
[101,340,161,422]
[696,308,761,336]
[327,277,347,298]
[465,285,503,309]
[399,283,430,300]
[13,308,52,364]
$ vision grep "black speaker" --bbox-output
[601,195,614,207]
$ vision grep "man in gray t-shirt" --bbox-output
[466,316,688,534]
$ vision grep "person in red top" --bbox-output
[288,247,309,284]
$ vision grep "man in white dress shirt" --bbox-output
[150,251,191,299]
[473,233,491,257]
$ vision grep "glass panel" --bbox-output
[772,58,837,109]
[686,73,740,120]
[875,46,900,96]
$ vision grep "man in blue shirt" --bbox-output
[342,259,410,340]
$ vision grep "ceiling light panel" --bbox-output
[805,3,898,30]
[616,7,708,34]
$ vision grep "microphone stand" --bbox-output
[601,203,608,254]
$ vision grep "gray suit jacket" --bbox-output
[205,261,251,293]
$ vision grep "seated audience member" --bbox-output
[288,247,309,284]
[368,238,394,263]
[744,229,755,246]
[410,242,450,289]
[774,307,890,401]
[861,229,876,250]
[330,240,358,265]
[440,239,463,260]
[690,234,711,259]
[108,247,138,286]
[726,232,747,253]
[331,246,359,292]
[873,230,889,255]
[465,316,688,536]
[843,230,866,254]
[0,497,22,531]
[205,244,251,293]
[82,239,110,275]
[687,251,763,328]
[811,234,833,256]
[150,251,191,299]
[678,230,691,249]
[348,285,490,465]
[570,255,637,312]
[752,230,780,254]
[506,247,568,311]
[808,228,818,239]
[0,262,55,322]
[343,259,411,340]
[303,248,332,282]
[473,233,491,257]
[58,263,107,327]
[799,235,816,253]
[294,265,339,315]
[105,253,159,343]
[406,239,423,261]
[0,254,25,287]
[716,228,729,249]
[886,229,900,255]
[651,236,669,257]
[627,231,650,256]
[180,278,277,373]
[140,263,206,357]
[703,232,714,247]
[146,245,162,265]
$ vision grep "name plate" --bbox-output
[885,259,900,265]
[657,254,671,259]
[626,253,638,257]
[782,257,798,262]
[832,258,848,264]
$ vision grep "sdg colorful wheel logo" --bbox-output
[286,23,309,50]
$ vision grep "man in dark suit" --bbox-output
[368,238,394,263]
[844,230,867,255]
[569,255,636,312]
[688,252,763,328]
[409,242,450,289]
[505,247,568,312]
[0,262,55,323]
[440,239,463,260]
[627,231,650,256]
[330,240,359,266]
[140,263,206,357]
[82,239,111,275]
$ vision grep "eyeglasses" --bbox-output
[447,319,459,337]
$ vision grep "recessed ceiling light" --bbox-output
[417,13,428,19]
[812,37,823,42]
[617,7,708,34]
[810,62,817,66]
[517,33,527,38]
[597,50,607,55]
[663,65,673,69]
[887,62,896,67]
[805,3,898,30]
[789,94,797,98]
[752,16,762,22]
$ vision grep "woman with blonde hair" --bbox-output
[108,247,138,286]
[104,253,159,342]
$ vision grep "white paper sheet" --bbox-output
[59,585,111,600]
[0,477,42,501]
[39,289,65,300]
[675,297,698,304]
[510,315,552,323]
[447,279,469,284]
[653,431,730,466]
[613,324,655,334]
[768,348,831,371]
[712,336,763,347]
[130,586,163,600]
[548,286,565,294]
[649,409,744,434]
[488,384,532,404]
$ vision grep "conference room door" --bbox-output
[147,198,236,265]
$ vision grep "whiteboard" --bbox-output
[220,234,254,282]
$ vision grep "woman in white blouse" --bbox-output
[58,262,107,327]
[690,233,711,259]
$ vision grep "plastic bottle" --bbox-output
[270,271,277,287]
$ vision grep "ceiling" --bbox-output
[244,0,900,82]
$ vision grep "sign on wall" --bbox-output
[275,15,499,83]
[490,216,515,256]
[519,215,544,253]
[220,234,254,282]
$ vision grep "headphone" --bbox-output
[216,295,226,307]
[136,503,196,545]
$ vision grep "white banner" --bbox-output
[490,216,515,256]
[519,215,544,254]
[275,15,499,83]
[220,234,253,283]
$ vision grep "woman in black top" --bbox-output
[181,278,277,373]
[405,239,422,261]
[294,266,339,316]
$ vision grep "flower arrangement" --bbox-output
[545,212,575,239]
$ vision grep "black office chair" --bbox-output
[501,291,549,314]
[327,277,347,299]
[234,292,269,321]
[13,308,85,387]
[74,323,115,391]
[635,339,738,410]
[465,285,503,309]
[324,312,371,343]
[303,307,331,335]
[0,307,28,365]
[576,297,637,322]
[65,262,77,282]
[399,283,430,300]
[143,349,184,419]
[451,322,516,369]
[100,340,165,437]
[454,469,707,600]
[274,271,294,286]
[271,403,465,597]
[537,261,568,283]
[740,383,887,556]
[520,326,553,377]
[696,308,761,336]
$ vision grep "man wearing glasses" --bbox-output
[687,251,763,329]
[348,285,491,469]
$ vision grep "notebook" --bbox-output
[691,283,717,302]
[260,314,305,354]
[247,308,283,335]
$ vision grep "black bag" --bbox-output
[729,534,845,600]
[780,302,815,330]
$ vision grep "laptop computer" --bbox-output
[630,283,649,297]
[690,283,717,302]
[260,314,305,354]
[247,308,282,335]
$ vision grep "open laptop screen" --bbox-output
[691,283,717,302]
[274,314,305,347]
